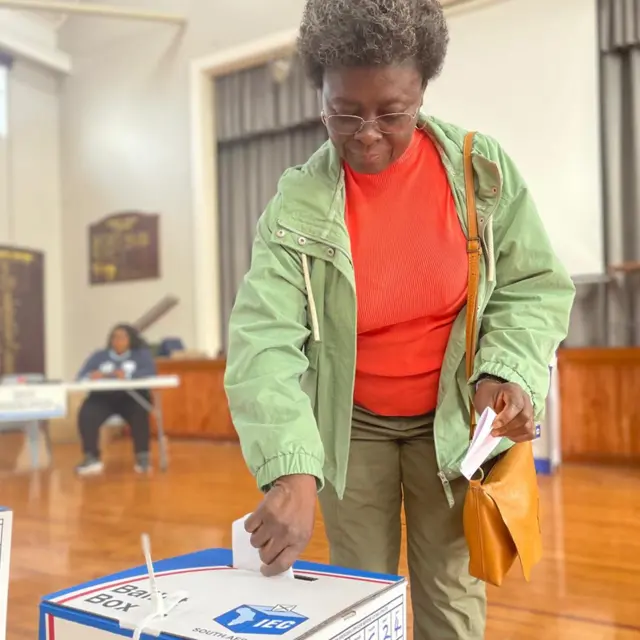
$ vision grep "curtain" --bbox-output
[599,0,640,345]
[214,55,328,350]
[0,53,11,243]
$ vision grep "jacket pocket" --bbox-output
[305,337,321,371]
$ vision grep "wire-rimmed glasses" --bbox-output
[321,107,420,136]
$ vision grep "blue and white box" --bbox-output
[0,507,13,640]
[533,357,561,475]
[0,383,67,422]
[39,549,407,640]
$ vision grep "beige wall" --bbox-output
[0,57,64,378]
[58,0,306,377]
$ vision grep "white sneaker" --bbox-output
[134,452,151,474]
[75,456,104,476]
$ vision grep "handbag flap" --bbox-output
[481,442,543,579]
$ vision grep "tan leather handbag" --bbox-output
[461,131,543,587]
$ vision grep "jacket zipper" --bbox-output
[438,471,455,508]
[434,159,502,504]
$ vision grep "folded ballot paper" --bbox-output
[0,507,12,640]
[460,407,502,481]
[232,514,294,579]
[40,516,406,640]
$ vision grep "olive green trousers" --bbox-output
[319,406,486,640]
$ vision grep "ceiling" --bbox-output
[10,0,483,32]
[3,0,185,29]
[10,0,81,29]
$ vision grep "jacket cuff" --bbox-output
[256,453,325,494]
[471,362,541,418]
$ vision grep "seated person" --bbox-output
[74,323,156,476]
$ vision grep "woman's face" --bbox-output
[321,62,424,174]
[110,328,130,354]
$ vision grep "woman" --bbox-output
[75,324,156,476]
[224,1,575,638]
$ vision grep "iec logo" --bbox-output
[215,604,308,635]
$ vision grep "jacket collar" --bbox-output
[273,113,502,248]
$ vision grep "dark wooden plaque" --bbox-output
[0,246,45,375]
[89,212,160,285]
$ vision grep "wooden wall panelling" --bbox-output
[153,358,237,441]
[558,348,640,463]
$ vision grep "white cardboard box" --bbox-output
[0,384,67,422]
[0,507,13,640]
[39,549,407,640]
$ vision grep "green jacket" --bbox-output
[224,114,575,507]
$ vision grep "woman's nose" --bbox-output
[354,121,383,145]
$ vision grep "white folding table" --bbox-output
[0,375,179,471]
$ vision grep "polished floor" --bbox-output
[2,434,640,639]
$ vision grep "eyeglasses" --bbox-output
[321,107,420,136]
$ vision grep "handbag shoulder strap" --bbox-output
[463,131,482,440]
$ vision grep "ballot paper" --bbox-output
[232,513,294,578]
[460,407,502,480]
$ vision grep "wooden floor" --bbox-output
[2,434,640,639]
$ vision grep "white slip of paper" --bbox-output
[232,514,294,579]
[460,407,502,481]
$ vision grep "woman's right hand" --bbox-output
[88,371,103,380]
[245,474,317,577]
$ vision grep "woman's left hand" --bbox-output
[473,378,536,442]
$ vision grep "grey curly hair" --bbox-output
[297,0,449,89]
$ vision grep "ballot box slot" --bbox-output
[225,564,318,581]
[293,574,317,582]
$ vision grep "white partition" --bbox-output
[427,0,603,277]
[533,355,561,474]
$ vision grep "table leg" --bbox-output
[26,420,39,470]
[41,420,53,465]
[154,391,168,472]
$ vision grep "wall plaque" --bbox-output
[0,246,45,376]
[89,212,160,285]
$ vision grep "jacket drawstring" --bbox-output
[486,222,495,283]
[301,254,321,342]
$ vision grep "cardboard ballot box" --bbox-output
[0,507,13,640]
[40,548,406,640]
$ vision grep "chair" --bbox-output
[0,373,53,469]
[101,404,168,470]
[102,414,128,444]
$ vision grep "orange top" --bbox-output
[345,129,468,417]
